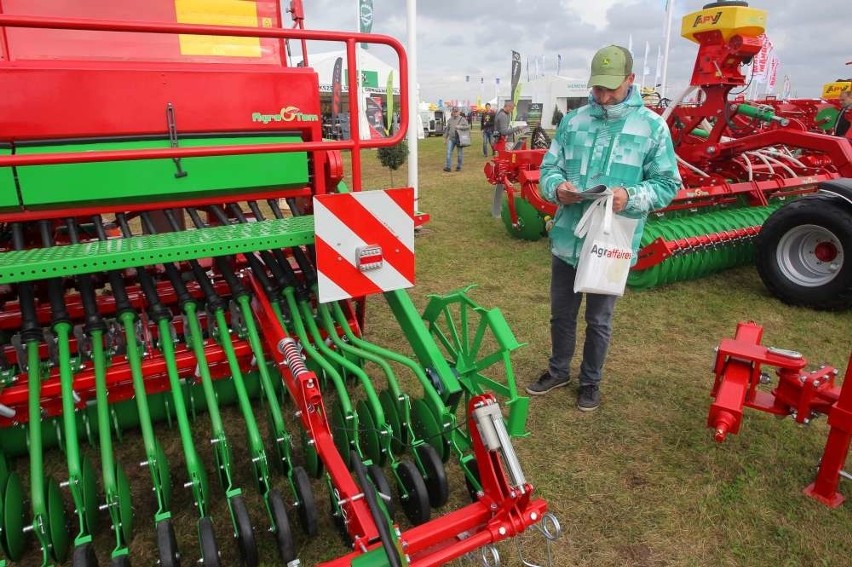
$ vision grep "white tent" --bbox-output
[304,49,400,95]
[498,76,588,127]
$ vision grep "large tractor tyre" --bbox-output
[755,196,852,311]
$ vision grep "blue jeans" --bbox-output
[445,138,463,169]
[482,130,494,156]
[548,255,617,387]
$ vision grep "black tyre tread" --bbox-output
[756,197,852,311]
[156,519,180,567]
[396,460,430,526]
[292,466,318,537]
[416,445,449,508]
[367,464,396,518]
[72,542,99,567]
[231,496,258,567]
[199,516,220,567]
[269,489,296,564]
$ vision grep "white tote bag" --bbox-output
[573,195,638,296]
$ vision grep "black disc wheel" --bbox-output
[72,541,99,567]
[367,464,395,518]
[268,489,296,564]
[292,466,318,537]
[156,519,180,567]
[230,496,258,567]
[756,196,852,310]
[109,554,131,567]
[416,444,449,508]
[395,460,430,526]
[199,517,220,567]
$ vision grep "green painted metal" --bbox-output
[0,216,315,285]
[501,193,547,241]
[297,298,389,466]
[90,327,132,556]
[14,136,308,208]
[628,202,782,289]
[0,147,16,210]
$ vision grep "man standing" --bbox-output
[480,102,496,156]
[525,45,681,411]
[834,88,851,138]
[492,100,515,149]
[443,107,469,172]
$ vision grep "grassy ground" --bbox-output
[8,132,852,566]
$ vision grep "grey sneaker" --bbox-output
[526,371,570,396]
[577,384,601,412]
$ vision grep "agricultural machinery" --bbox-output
[0,2,555,566]
[708,321,852,508]
[483,0,852,310]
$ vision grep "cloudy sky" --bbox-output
[294,0,850,103]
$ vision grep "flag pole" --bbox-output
[406,0,419,208]
[661,0,674,100]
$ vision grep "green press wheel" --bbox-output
[379,390,405,455]
[1,472,26,561]
[501,193,547,241]
[115,464,134,543]
[46,476,70,563]
[411,398,449,462]
[816,106,839,132]
[356,400,384,467]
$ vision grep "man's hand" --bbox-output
[555,182,583,205]
[612,187,628,212]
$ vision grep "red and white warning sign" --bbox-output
[314,187,415,303]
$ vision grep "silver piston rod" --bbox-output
[473,399,527,492]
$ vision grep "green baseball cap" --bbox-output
[587,45,633,89]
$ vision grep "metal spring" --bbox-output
[277,338,308,377]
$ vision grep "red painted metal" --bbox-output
[0,12,410,197]
[709,322,852,507]
[317,394,548,566]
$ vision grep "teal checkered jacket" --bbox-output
[539,87,681,267]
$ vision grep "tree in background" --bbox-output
[377,139,408,185]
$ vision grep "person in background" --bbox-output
[480,102,496,156]
[834,88,851,137]
[443,107,469,172]
[525,45,681,411]
[492,100,515,148]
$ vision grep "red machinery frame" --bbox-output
[709,321,852,507]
